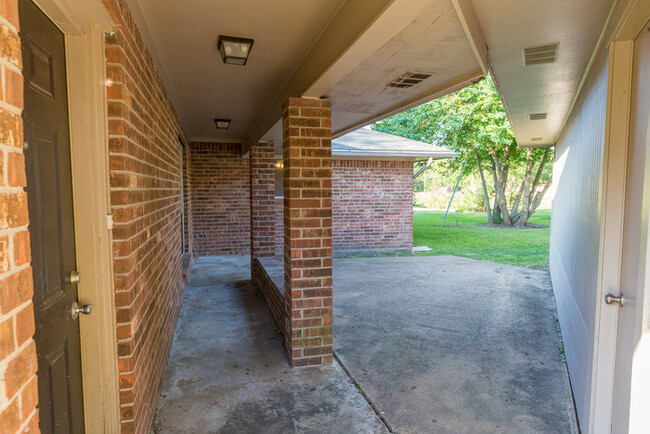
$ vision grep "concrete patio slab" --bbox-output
[154,255,577,434]
[153,256,386,434]
[334,255,578,433]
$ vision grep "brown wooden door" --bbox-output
[19,0,85,432]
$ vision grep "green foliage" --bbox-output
[377,76,553,225]
[414,172,486,212]
[413,209,551,268]
[374,76,524,170]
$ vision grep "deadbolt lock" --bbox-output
[70,302,92,319]
[66,270,81,284]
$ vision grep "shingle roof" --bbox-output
[332,126,457,160]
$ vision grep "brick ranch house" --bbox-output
[0,0,649,433]
[191,126,454,258]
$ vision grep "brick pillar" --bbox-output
[250,141,276,281]
[282,97,333,367]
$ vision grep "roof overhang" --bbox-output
[124,0,617,153]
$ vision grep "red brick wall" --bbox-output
[251,258,285,332]
[271,160,414,255]
[104,0,187,431]
[187,150,413,257]
[182,144,193,254]
[282,97,333,367]
[250,142,275,259]
[0,2,39,432]
[250,142,285,330]
[190,142,250,256]
[332,159,413,251]
[275,197,283,256]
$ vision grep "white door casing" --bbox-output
[611,16,650,433]
[593,1,650,432]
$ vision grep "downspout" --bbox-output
[413,157,433,179]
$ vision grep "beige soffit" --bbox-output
[122,0,487,145]
[472,0,617,147]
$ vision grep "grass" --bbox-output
[412,209,551,268]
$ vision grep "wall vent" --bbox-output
[531,137,544,141]
[522,43,559,66]
[528,113,547,120]
[387,71,432,89]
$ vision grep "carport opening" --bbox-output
[249,77,575,432]
[169,80,575,432]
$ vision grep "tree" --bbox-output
[373,76,552,227]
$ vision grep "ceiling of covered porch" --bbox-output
[125,0,615,148]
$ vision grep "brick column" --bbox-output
[282,97,333,367]
[250,142,276,281]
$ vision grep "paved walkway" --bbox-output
[154,255,577,433]
[153,256,385,433]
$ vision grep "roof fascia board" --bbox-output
[451,0,489,74]
[248,0,438,143]
[302,0,437,98]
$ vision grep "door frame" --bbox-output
[594,1,650,432]
[28,0,120,431]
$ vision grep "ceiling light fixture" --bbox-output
[214,119,231,130]
[217,35,254,66]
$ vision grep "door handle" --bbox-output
[605,293,625,306]
[70,301,92,319]
[66,270,81,284]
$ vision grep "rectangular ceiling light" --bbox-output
[218,35,254,66]
[522,43,559,66]
[528,113,547,120]
[214,119,231,130]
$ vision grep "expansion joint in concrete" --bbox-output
[333,351,394,433]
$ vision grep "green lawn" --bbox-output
[413,209,551,268]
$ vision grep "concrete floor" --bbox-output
[334,256,578,433]
[153,256,386,434]
[153,255,577,433]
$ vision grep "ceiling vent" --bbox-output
[531,137,544,141]
[522,43,559,66]
[528,113,547,120]
[387,71,432,89]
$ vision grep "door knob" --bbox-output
[66,270,81,284]
[70,301,92,319]
[605,293,625,306]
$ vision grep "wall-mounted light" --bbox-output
[217,35,254,66]
[275,161,284,169]
[214,119,231,130]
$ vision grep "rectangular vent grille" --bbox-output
[387,71,432,89]
[531,137,544,141]
[522,43,559,66]
[529,113,547,120]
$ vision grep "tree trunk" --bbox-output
[530,175,553,216]
[515,148,534,228]
[474,149,493,225]
[489,157,512,226]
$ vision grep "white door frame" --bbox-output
[593,1,650,432]
[31,0,120,431]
